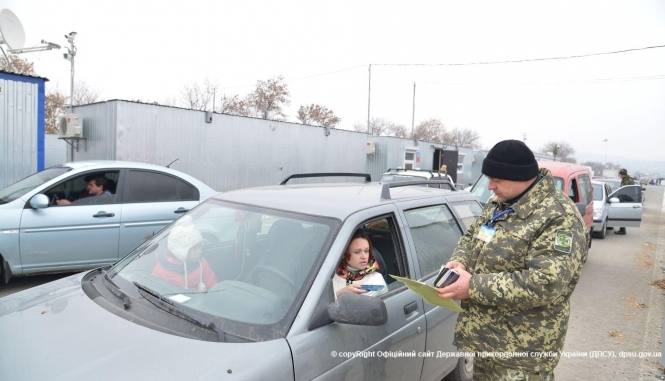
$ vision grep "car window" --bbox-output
[451,201,483,231]
[0,166,71,204]
[110,200,339,342]
[593,185,603,201]
[603,181,621,193]
[46,171,119,206]
[610,185,641,203]
[126,170,198,203]
[579,175,591,205]
[470,175,493,205]
[553,177,564,191]
[568,178,579,202]
[359,216,407,293]
[404,204,464,279]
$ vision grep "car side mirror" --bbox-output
[574,203,586,216]
[328,292,388,326]
[609,197,620,203]
[29,194,50,209]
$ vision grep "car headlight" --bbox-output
[593,209,602,219]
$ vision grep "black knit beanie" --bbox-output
[482,140,539,181]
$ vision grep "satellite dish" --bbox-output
[0,9,26,50]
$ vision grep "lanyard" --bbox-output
[484,206,514,228]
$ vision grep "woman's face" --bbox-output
[346,238,370,270]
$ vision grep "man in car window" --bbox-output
[614,168,635,235]
[56,175,113,206]
[435,140,588,380]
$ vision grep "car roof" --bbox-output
[214,183,472,220]
[382,170,439,178]
[537,161,589,177]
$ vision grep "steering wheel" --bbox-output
[246,264,299,295]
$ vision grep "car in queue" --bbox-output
[0,173,480,381]
[0,161,217,285]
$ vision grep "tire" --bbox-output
[588,228,593,249]
[594,219,607,239]
[444,356,473,381]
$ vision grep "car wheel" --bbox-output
[444,356,473,381]
[595,219,607,239]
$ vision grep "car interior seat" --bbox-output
[105,179,117,194]
[262,219,306,281]
[371,247,389,285]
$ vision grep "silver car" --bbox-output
[0,175,480,381]
[0,161,217,284]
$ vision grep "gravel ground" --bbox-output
[555,185,665,381]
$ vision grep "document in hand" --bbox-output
[389,274,464,313]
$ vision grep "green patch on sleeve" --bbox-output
[554,230,573,254]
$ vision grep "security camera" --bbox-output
[65,32,77,43]
[63,53,70,60]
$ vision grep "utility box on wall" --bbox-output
[366,141,376,155]
[0,70,48,189]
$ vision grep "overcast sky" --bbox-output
[5,0,665,172]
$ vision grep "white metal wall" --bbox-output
[0,78,38,188]
[44,134,68,167]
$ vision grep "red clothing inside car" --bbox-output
[152,250,218,290]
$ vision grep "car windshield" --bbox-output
[602,181,621,193]
[0,166,71,204]
[470,175,493,204]
[593,185,603,200]
[109,199,338,342]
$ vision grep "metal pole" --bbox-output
[411,82,416,138]
[69,46,75,112]
[367,64,371,134]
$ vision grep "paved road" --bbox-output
[555,185,665,380]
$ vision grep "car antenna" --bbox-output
[166,158,179,168]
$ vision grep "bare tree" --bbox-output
[443,127,481,148]
[163,96,178,107]
[413,118,446,142]
[296,104,341,127]
[248,75,291,121]
[45,90,68,134]
[72,80,102,106]
[217,94,252,116]
[389,123,409,138]
[353,117,405,136]
[538,141,576,162]
[0,54,36,75]
[180,77,219,111]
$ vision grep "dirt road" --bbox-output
[555,185,665,380]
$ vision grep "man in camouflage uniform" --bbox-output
[614,168,635,235]
[436,140,588,380]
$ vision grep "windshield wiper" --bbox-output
[102,271,131,309]
[132,281,225,342]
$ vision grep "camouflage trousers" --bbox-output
[473,357,554,381]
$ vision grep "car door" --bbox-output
[607,185,643,228]
[288,205,426,380]
[397,199,467,381]
[19,170,122,273]
[118,169,201,257]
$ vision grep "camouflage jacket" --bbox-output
[621,175,635,186]
[450,168,588,372]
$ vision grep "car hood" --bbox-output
[0,273,293,381]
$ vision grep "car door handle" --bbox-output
[93,212,115,218]
[633,205,641,209]
[174,207,189,214]
[404,301,418,315]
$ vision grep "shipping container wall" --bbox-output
[71,102,117,161]
[44,134,68,167]
[113,101,369,191]
[0,74,42,189]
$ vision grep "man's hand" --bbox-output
[435,267,471,301]
[445,261,466,271]
[56,199,72,206]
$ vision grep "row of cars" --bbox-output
[467,161,643,244]
[0,160,644,380]
[0,162,476,381]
